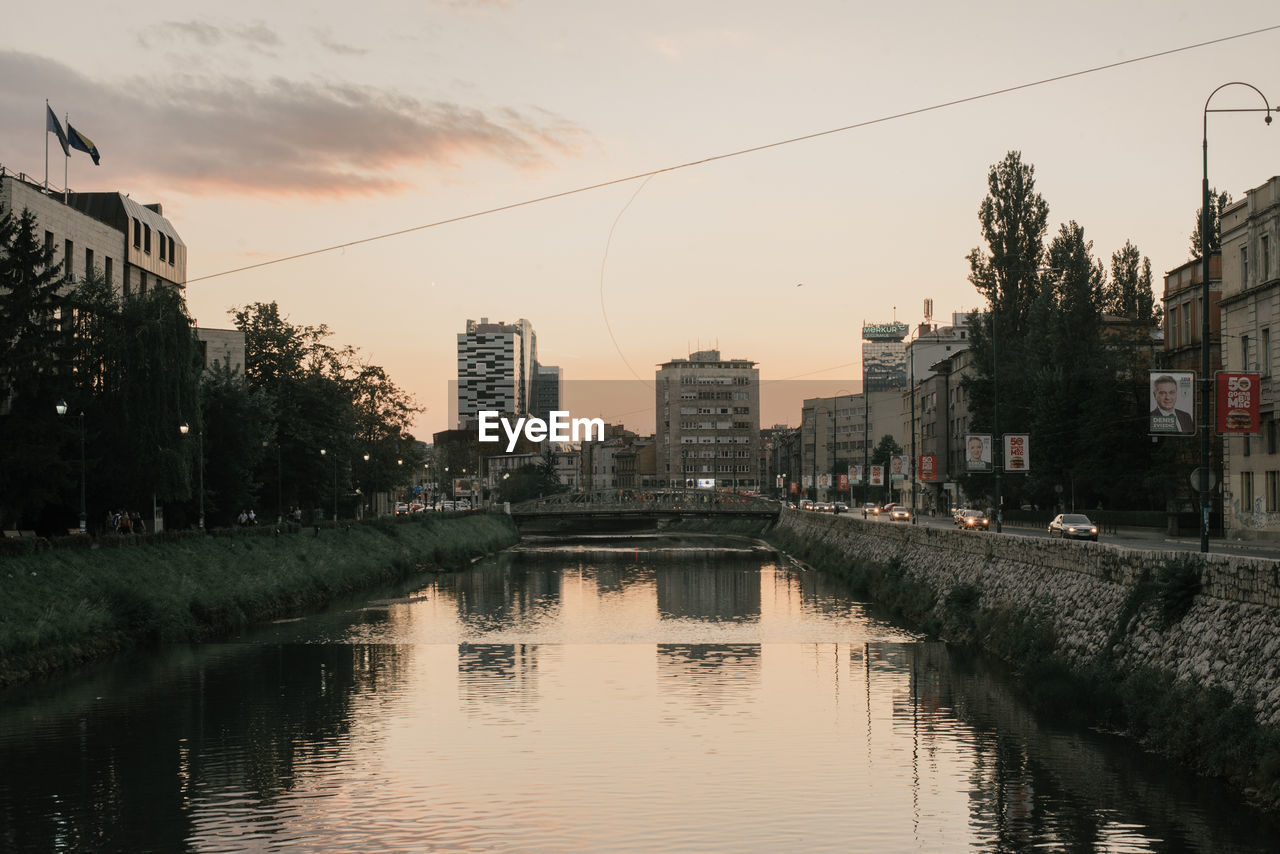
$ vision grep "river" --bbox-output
[1,533,1276,852]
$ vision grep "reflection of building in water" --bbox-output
[656,644,761,710]
[457,643,541,717]
[655,563,762,621]
[453,556,561,625]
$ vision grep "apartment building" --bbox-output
[656,349,760,490]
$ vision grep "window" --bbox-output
[168,236,175,265]
[1269,419,1278,455]
[64,239,73,280]
[104,257,112,285]
[1242,334,1251,371]
[144,224,151,254]
[1243,245,1249,287]
[1264,235,1271,282]
[1242,471,1255,509]
[1265,328,1272,377]
[1268,471,1280,513]
[159,233,166,261]
[1244,434,1251,457]
[133,218,141,248]
[44,230,53,251]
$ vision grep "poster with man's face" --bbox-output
[965,434,992,471]
[1149,371,1195,435]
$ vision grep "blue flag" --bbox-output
[46,104,69,157]
[67,123,101,165]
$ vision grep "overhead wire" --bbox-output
[184,24,1280,286]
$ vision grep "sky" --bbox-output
[3,1,1279,439]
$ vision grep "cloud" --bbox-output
[0,51,587,198]
[312,28,369,56]
[138,19,282,53]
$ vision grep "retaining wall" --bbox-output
[776,510,1280,728]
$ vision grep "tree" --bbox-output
[1189,188,1232,259]
[1103,240,1156,321]
[870,434,902,467]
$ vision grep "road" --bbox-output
[843,511,1280,560]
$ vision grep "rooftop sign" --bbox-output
[861,322,909,341]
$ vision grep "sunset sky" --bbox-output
[3,2,1279,438]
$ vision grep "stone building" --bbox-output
[656,349,760,490]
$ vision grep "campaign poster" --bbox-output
[870,465,885,486]
[964,434,992,471]
[1149,371,1195,435]
[1004,434,1030,472]
[789,481,798,495]
[918,454,937,482]
[1216,372,1260,434]
[838,473,849,490]
[889,455,907,480]
[849,465,863,485]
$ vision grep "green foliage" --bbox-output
[1189,188,1233,259]
[869,434,902,468]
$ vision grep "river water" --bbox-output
[1,533,1276,852]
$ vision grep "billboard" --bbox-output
[1004,434,1029,472]
[837,473,849,490]
[849,464,863,484]
[889,455,907,480]
[965,434,992,471]
[861,322,909,341]
[1149,371,1195,435]
[918,454,938,482]
[1216,372,1260,435]
[870,464,885,486]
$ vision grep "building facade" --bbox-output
[656,349,760,490]
[1220,176,1280,538]
[456,317,536,428]
[531,363,562,423]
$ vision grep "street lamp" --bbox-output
[56,400,86,533]
[320,448,337,521]
[1199,82,1273,553]
[179,422,203,530]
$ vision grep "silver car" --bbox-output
[1048,513,1098,541]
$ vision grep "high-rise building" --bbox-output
[456,317,536,428]
[656,349,760,490]
[531,363,562,423]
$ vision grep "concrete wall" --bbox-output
[775,509,1280,728]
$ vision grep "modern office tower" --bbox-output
[531,363,562,423]
[655,349,760,490]
[456,317,536,428]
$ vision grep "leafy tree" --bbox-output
[869,434,902,467]
[201,361,272,525]
[1189,188,1233,258]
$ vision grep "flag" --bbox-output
[67,123,101,165]
[46,104,69,156]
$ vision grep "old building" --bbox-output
[656,349,760,490]
[1220,176,1280,538]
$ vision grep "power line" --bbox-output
[186,24,1280,286]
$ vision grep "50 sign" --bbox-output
[1216,372,1260,435]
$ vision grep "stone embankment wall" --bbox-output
[775,509,1280,728]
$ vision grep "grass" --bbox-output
[0,513,518,688]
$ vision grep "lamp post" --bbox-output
[179,422,203,530]
[56,400,86,533]
[1199,83,1273,553]
[320,448,337,521]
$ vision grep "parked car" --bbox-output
[1048,513,1099,541]
[956,509,990,530]
[889,506,912,522]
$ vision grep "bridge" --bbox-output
[509,489,782,527]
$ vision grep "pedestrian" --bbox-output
[237,509,248,526]
[248,509,257,526]
[132,511,146,535]
[119,511,133,535]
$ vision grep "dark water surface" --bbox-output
[1,533,1276,852]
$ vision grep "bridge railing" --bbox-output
[511,489,781,515]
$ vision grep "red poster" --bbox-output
[789,481,798,495]
[918,454,937,482]
[838,473,849,489]
[1216,372,1261,434]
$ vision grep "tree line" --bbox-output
[0,204,421,533]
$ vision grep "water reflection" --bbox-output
[0,536,1275,852]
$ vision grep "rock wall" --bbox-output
[775,509,1280,728]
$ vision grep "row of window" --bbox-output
[47,231,161,296]
[1237,470,1280,513]
[132,217,176,266]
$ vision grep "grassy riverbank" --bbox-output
[762,524,1280,812]
[0,513,518,688]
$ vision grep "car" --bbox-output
[862,503,880,517]
[880,503,897,515]
[889,506,912,522]
[833,502,849,515]
[1049,513,1099,541]
[956,509,990,530]
[394,502,409,516]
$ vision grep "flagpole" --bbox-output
[63,113,69,203]
[44,100,50,191]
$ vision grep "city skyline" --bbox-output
[3,2,1279,439]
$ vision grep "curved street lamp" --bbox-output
[1200,83,1274,553]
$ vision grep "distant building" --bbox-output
[456,317,536,428]
[1220,176,1280,538]
[656,349,760,490]
[531,363,562,423]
